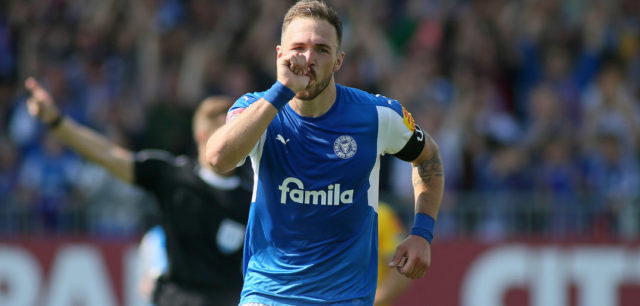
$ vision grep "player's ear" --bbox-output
[277,45,283,58]
[333,51,344,72]
[195,129,207,145]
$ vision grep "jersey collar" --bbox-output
[198,167,241,190]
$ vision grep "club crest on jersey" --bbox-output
[402,107,416,132]
[333,135,357,159]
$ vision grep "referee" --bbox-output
[25,77,252,306]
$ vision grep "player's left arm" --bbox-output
[410,128,444,234]
[390,126,444,279]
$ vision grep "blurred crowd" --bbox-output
[0,0,639,239]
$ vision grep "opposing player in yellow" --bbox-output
[376,202,412,306]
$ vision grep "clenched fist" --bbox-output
[24,77,61,125]
[277,53,311,93]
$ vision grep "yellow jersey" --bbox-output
[377,202,406,305]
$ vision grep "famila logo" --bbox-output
[278,177,354,205]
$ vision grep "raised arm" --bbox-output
[205,98,279,174]
[25,77,134,183]
[206,52,310,173]
[390,127,444,279]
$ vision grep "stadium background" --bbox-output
[0,0,639,305]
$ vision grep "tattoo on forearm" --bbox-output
[413,136,444,186]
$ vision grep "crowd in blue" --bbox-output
[0,0,638,239]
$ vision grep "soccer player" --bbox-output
[25,78,252,306]
[206,0,444,304]
[138,225,167,303]
[375,202,411,306]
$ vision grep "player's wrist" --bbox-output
[263,81,295,111]
[410,213,435,244]
[45,113,65,130]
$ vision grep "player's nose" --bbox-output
[300,49,315,65]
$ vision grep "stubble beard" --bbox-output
[295,73,332,101]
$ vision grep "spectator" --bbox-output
[2,0,639,239]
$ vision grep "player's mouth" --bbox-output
[305,68,315,80]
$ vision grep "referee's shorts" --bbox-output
[153,278,241,306]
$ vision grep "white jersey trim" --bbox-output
[371,105,414,213]
[367,156,380,213]
[249,132,267,203]
[376,105,414,155]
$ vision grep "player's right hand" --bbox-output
[24,77,61,124]
[277,53,311,93]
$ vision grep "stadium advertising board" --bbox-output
[0,237,143,306]
[0,238,639,305]
[397,240,640,306]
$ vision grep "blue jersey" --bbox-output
[229,84,416,305]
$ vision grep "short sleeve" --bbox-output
[226,93,267,164]
[375,98,416,155]
[226,93,260,122]
[133,150,176,192]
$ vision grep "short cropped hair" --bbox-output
[192,96,233,139]
[282,0,343,48]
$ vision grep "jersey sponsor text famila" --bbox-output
[278,177,354,205]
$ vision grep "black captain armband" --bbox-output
[393,124,426,162]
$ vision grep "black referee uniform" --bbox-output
[134,150,252,306]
